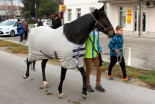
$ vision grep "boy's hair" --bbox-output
[55,14,59,17]
[116,25,123,31]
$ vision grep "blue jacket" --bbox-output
[108,33,124,56]
[17,23,24,34]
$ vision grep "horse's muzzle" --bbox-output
[108,32,115,38]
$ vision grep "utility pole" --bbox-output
[61,0,64,25]
[5,0,7,19]
[35,0,37,20]
[10,0,13,18]
[139,0,143,36]
[0,4,2,21]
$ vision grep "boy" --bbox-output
[107,26,131,81]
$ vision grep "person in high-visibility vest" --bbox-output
[84,29,105,92]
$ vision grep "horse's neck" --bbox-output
[68,21,95,44]
[77,27,94,44]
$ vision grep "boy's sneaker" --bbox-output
[107,75,114,80]
[87,85,94,92]
[124,77,131,81]
[95,85,105,92]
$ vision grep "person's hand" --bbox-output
[115,49,119,53]
[99,51,102,55]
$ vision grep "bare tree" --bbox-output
[0,0,20,19]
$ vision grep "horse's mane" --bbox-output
[63,14,95,44]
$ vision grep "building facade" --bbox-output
[63,0,155,34]
[99,0,155,34]
[64,0,103,23]
[0,5,21,21]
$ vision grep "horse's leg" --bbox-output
[78,67,87,99]
[58,66,67,99]
[41,59,50,88]
[23,58,31,79]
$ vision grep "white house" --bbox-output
[0,5,21,21]
[64,0,103,23]
[98,0,155,34]
[63,0,155,34]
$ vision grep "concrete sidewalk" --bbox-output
[0,50,155,104]
[123,31,155,39]
[99,31,155,39]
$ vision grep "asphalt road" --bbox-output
[0,50,155,104]
[0,33,155,70]
[99,35,155,70]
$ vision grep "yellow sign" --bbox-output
[61,5,66,11]
[127,8,132,23]
[127,8,132,15]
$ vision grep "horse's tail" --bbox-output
[31,61,36,71]
[25,58,36,71]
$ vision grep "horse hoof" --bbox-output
[43,81,50,88]
[58,93,65,99]
[81,94,87,99]
[23,75,27,79]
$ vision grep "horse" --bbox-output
[23,5,115,99]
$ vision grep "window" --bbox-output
[89,7,95,13]
[120,7,126,27]
[134,6,139,31]
[76,8,81,18]
[67,9,72,22]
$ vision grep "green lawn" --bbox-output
[29,24,34,28]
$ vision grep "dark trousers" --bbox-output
[19,33,23,41]
[108,56,127,79]
[24,31,28,40]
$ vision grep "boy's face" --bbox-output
[116,28,123,35]
[38,19,41,22]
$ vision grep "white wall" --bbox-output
[106,3,119,31]
[146,8,155,33]
[64,1,155,33]
[107,3,139,32]
[64,0,103,23]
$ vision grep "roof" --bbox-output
[0,5,19,10]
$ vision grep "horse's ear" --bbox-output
[102,5,105,11]
[99,5,105,11]
[94,9,99,19]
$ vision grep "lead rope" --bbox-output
[116,51,122,63]
[116,48,125,63]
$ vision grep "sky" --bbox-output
[0,0,23,5]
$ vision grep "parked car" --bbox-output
[34,19,52,27]
[0,19,18,37]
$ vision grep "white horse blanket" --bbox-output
[28,26,86,69]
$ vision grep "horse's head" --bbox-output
[92,5,115,38]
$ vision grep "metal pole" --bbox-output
[61,0,64,25]
[5,0,7,20]
[139,0,143,36]
[11,0,13,18]
[35,1,37,20]
[0,4,2,21]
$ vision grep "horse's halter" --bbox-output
[90,13,112,32]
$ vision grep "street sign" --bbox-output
[127,8,132,23]
[61,5,66,12]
